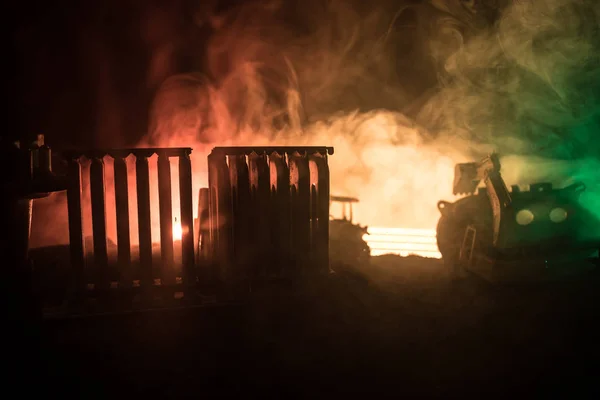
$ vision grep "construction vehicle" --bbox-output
[329,195,371,268]
[436,153,600,282]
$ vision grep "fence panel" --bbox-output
[61,148,195,313]
[203,146,334,281]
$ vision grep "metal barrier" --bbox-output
[199,146,334,282]
[62,148,195,309]
[42,145,333,315]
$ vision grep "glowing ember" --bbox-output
[173,218,183,241]
[363,227,441,259]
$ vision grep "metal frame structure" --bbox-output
[60,148,195,312]
[37,145,334,316]
[199,146,334,282]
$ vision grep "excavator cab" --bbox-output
[329,195,371,268]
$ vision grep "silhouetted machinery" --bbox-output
[436,153,600,282]
[328,195,370,268]
[1,134,67,321]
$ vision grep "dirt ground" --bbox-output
[16,255,600,398]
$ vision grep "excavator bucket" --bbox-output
[453,153,503,196]
[452,162,480,195]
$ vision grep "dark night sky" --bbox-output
[7,1,223,147]
[6,0,442,149]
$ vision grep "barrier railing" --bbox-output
[41,145,334,315]
[62,148,195,309]
[200,146,334,283]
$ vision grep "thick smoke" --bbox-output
[147,0,600,230]
[420,0,600,220]
[30,0,599,248]
[421,0,600,156]
[146,0,470,228]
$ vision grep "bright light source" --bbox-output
[549,207,568,223]
[173,220,183,241]
[516,209,535,226]
[363,227,441,259]
[367,227,437,236]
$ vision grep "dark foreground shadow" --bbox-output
[11,255,600,398]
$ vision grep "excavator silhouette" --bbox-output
[436,153,600,282]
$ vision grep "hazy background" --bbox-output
[9,0,599,246]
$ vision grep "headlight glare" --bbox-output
[516,209,535,226]
[549,207,568,223]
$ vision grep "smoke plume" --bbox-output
[29,0,600,249]
[147,0,600,230]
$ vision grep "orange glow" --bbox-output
[173,219,183,241]
[138,61,466,257]
[363,226,441,259]
[139,112,458,258]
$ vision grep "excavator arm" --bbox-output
[452,153,512,246]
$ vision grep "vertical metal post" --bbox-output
[179,151,195,291]
[310,184,319,263]
[229,154,251,276]
[113,156,131,286]
[196,188,210,263]
[136,154,153,287]
[309,154,330,273]
[196,188,211,285]
[248,153,270,277]
[66,157,85,295]
[269,152,290,275]
[157,153,174,284]
[90,157,109,290]
[208,152,233,281]
[289,152,311,273]
[207,159,217,263]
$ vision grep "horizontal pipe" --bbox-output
[370,249,442,258]
[367,227,437,236]
[367,242,440,251]
[364,234,438,244]
[62,148,192,160]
